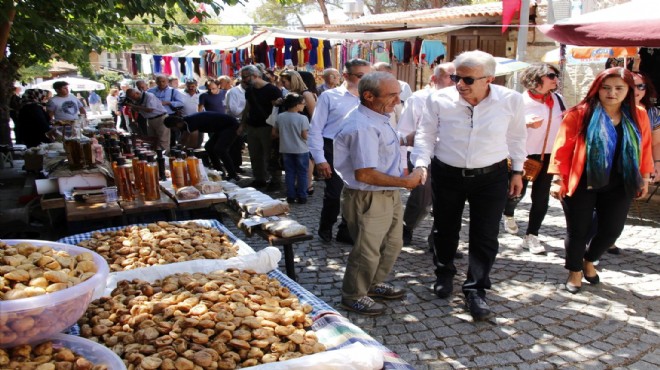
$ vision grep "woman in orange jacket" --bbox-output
[548,67,654,294]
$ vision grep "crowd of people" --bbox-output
[9,50,659,322]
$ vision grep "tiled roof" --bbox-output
[319,2,509,30]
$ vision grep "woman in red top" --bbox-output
[549,67,653,294]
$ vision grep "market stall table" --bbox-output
[119,192,177,222]
[65,199,122,222]
[58,219,413,370]
[160,181,228,211]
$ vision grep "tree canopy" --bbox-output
[0,0,260,144]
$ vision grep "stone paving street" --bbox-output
[1,155,658,369]
[223,178,660,369]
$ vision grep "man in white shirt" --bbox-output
[309,59,372,244]
[398,63,455,246]
[411,50,526,321]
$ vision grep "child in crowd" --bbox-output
[272,93,310,204]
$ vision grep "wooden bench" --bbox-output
[216,202,312,281]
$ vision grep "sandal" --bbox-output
[307,186,315,195]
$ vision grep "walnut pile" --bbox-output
[76,222,239,272]
[79,268,325,369]
[0,241,98,301]
[0,341,108,370]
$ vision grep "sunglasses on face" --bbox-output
[546,73,560,79]
[636,83,647,91]
[449,75,488,85]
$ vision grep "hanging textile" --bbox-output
[323,40,333,68]
[317,39,324,69]
[153,55,163,74]
[309,38,319,66]
[304,38,312,64]
[403,41,412,64]
[173,57,181,77]
[135,54,142,74]
[130,54,138,75]
[185,57,194,79]
[162,56,173,75]
[192,58,201,79]
[291,39,300,66]
[268,47,275,69]
[411,38,422,64]
[420,40,446,66]
[177,57,185,76]
[373,42,389,63]
[274,37,285,68]
[391,41,405,62]
[284,39,292,62]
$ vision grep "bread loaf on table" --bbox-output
[176,186,201,200]
[262,219,308,237]
[194,181,223,194]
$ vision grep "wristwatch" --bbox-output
[512,170,523,175]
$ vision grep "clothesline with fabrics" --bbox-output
[126,27,453,80]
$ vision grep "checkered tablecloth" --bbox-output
[59,219,413,370]
[57,219,255,256]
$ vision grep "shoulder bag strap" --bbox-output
[539,105,553,161]
[554,92,566,112]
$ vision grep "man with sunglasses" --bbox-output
[411,50,527,321]
[309,58,372,244]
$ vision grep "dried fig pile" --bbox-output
[79,268,325,369]
[76,222,238,272]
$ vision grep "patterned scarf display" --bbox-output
[585,103,642,194]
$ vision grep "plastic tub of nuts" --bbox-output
[1,333,126,369]
[0,240,110,348]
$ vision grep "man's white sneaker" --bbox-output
[522,234,545,255]
[504,216,519,234]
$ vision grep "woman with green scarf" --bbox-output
[548,67,654,294]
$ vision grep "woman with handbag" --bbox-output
[549,67,653,294]
[502,63,565,255]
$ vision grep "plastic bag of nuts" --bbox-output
[0,340,108,370]
[79,268,326,369]
[76,221,239,272]
[0,241,98,301]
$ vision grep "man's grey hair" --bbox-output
[454,50,496,77]
[240,65,262,78]
[322,68,339,77]
[344,58,371,74]
[434,62,455,77]
[373,62,393,72]
[358,72,397,104]
[154,74,168,83]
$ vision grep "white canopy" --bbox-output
[33,77,105,91]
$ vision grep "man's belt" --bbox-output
[147,113,167,119]
[436,159,507,178]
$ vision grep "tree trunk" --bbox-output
[0,4,15,60]
[316,0,331,25]
[0,57,18,146]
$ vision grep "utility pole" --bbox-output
[514,0,530,92]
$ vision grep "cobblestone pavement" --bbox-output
[223,176,660,369]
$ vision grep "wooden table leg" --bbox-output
[283,244,296,281]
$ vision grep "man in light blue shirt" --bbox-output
[147,74,185,116]
[125,88,170,151]
[334,72,422,315]
[309,58,371,244]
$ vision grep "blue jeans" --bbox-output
[283,152,309,199]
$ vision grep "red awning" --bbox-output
[539,0,660,47]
